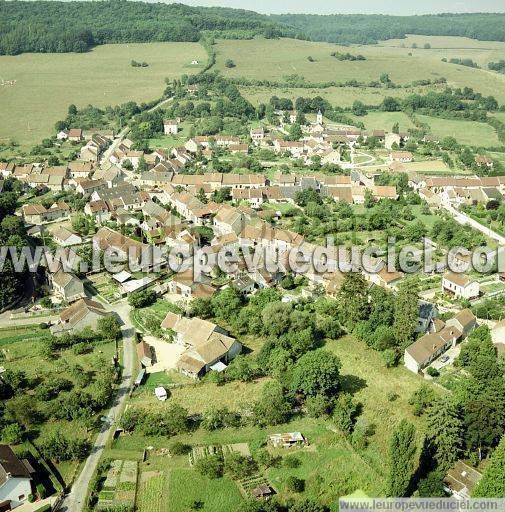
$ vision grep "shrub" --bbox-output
[283,455,301,468]
[195,454,224,479]
[286,476,305,493]
[427,367,440,377]
[169,442,191,456]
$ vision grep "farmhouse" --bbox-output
[161,312,242,379]
[49,269,86,303]
[442,272,480,300]
[250,127,265,143]
[68,128,83,142]
[0,444,34,510]
[51,298,108,334]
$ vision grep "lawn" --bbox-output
[416,115,501,148]
[167,469,243,512]
[0,42,206,145]
[215,37,505,103]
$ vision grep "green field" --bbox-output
[0,42,206,145]
[215,37,505,103]
[416,115,501,147]
[349,111,415,132]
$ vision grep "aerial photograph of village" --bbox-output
[0,0,504,511]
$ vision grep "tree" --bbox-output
[472,435,505,497]
[195,454,224,479]
[286,476,305,492]
[287,123,303,141]
[224,453,257,479]
[1,423,23,444]
[394,278,419,344]
[290,350,341,399]
[253,380,291,426]
[352,100,367,116]
[128,289,157,308]
[211,287,242,321]
[387,420,417,497]
[333,393,360,434]
[97,314,122,341]
[409,384,436,416]
[425,397,464,469]
[337,273,370,330]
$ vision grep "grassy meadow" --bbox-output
[215,37,505,103]
[0,42,205,145]
[416,114,501,147]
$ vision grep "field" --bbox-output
[215,37,505,103]
[349,111,415,132]
[415,115,501,147]
[0,42,206,145]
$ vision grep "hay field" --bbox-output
[0,42,205,145]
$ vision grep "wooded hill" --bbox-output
[1,1,505,55]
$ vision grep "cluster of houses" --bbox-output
[413,175,505,207]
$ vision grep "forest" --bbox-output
[1,1,505,55]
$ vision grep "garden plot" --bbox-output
[86,273,122,303]
[97,459,138,511]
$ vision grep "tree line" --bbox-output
[2,2,505,55]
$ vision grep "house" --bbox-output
[51,298,108,334]
[67,128,83,142]
[52,227,82,247]
[385,132,402,150]
[163,119,179,135]
[49,269,86,303]
[76,178,107,196]
[69,161,93,179]
[56,130,68,140]
[404,310,476,374]
[367,267,403,291]
[84,200,111,224]
[475,155,494,168]
[404,326,461,374]
[0,445,34,509]
[442,272,480,300]
[155,387,168,401]
[250,127,265,143]
[21,202,70,225]
[252,485,275,500]
[161,312,242,379]
[93,227,150,267]
[390,151,413,163]
[444,461,482,500]
[167,269,217,299]
[491,319,505,346]
[268,432,307,449]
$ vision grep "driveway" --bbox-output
[429,344,461,372]
[57,301,135,512]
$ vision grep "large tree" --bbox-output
[425,397,464,469]
[337,273,370,330]
[387,419,417,497]
[472,435,505,497]
[393,278,419,344]
[290,350,341,399]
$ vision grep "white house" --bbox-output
[0,445,34,509]
[442,272,480,300]
[163,119,179,135]
[51,227,82,247]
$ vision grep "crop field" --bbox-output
[0,42,206,145]
[415,115,500,147]
[215,37,505,103]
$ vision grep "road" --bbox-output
[99,95,174,167]
[441,203,505,245]
[57,301,135,512]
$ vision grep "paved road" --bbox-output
[57,302,135,512]
[441,203,505,245]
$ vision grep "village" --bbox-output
[0,71,504,512]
